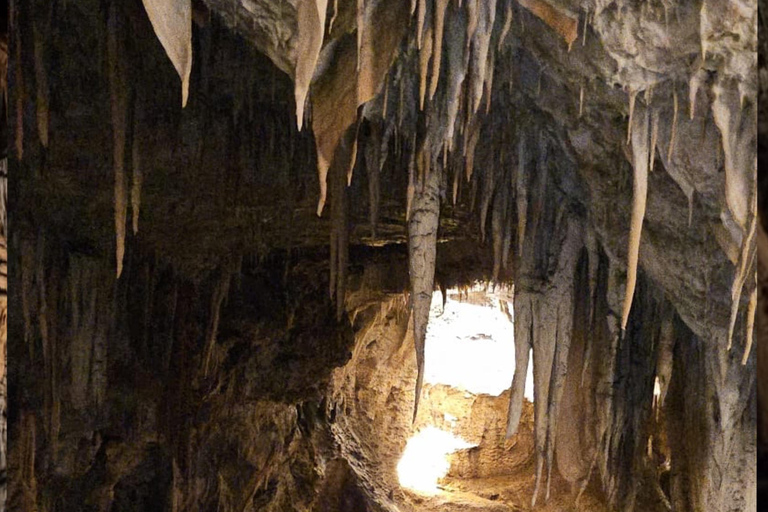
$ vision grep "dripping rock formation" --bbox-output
[5,0,761,510]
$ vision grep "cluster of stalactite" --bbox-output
[10,228,361,511]
[7,0,758,509]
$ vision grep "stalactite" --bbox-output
[712,80,754,231]
[466,0,479,52]
[516,132,528,255]
[626,89,637,144]
[464,122,480,182]
[108,5,128,279]
[649,109,658,171]
[479,162,494,242]
[356,0,364,72]
[621,104,649,331]
[131,112,143,235]
[742,283,756,364]
[21,240,34,358]
[517,0,578,46]
[346,121,360,186]
[202,266,232,377]
[656,312,674,412]
[32,26,49,148]
[429,0,449,101]
[579,84,584,118]
[443,3,469,147]
[492,177,511,281]
[140,0,193,106]
[365,124,381,238]
[408,156,441,422]
[688,68,707,120]
[468,0,496,114]
[407,145,415,221]
[528,132,549,255]
[727,210,756,350]
[20,412,38,511]
[295,0,328,130]
[382,78,389,119]
[498,2,513,52]
[419,24,434,110]
[667,88,678,162]
[506,294,532,437]
[330,140,349,320]
[580,226,599,387]
[582,5,588,45]
[13,0,23,159]
[483,48,495,114]
[417,0,426,49]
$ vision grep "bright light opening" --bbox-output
[398,285,535,494]
[396,426,475,494]
[424,287,534,399]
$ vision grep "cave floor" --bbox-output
[401,474,609,512]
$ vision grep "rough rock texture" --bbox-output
[7,0,759,510]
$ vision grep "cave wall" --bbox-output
[6,0,760,510]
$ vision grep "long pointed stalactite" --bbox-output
[108,5,129,279]
[408,149,441,422]
[6,0,759,510]
[140,0,193,107]
[621,100,649,332]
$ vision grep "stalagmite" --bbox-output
[429,0,449,101]
[408,156,441,422]
[33,27,49,148]
[140,0,193,107]
[108,5,128,279]
[621,104,649,331]
[295,0,329,130]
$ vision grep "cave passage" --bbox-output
[422,285,533,398]
[396,284,536,501]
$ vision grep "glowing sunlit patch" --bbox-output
[397,427,475,494]
[425,289,534,400]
